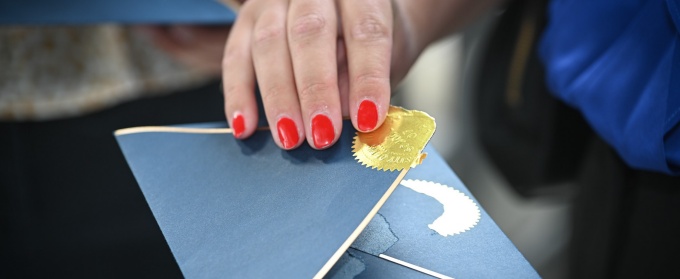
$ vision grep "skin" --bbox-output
[144,0,500,149]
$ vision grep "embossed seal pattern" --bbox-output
[352,106,436,171]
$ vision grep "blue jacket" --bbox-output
[540,0,680,175]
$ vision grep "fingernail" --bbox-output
[312,114,334,149]
[233,113,245,138]
[357,100,378,132]
[277,117,299,149]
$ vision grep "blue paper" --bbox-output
[116,121,538,278]
[329,145,540,278]
[115,121,405,278]
[0,0,235,25]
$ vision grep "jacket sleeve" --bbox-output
[539,0,680,175]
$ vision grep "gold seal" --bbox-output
[352,106,436,171]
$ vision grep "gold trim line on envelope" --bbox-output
[352,106,436,172]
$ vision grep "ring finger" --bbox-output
[251,0,305,149]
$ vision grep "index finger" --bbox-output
[339,0,393,132]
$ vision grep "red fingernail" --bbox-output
[233,113,245,138]
[312,114,335,149]
[357,100,378,132]
[277,117,299,149]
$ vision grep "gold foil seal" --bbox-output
[352,106,436,171]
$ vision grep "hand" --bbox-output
[222,0,422,149]
[138,25,231,75]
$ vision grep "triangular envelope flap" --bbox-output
[327,145,540,278]
[378,145,540,278]
[115,121,405,278]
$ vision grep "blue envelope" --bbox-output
[328,145,540,278]
[115,121,408,278]
[116,121,538,278]
[0,0,235,24]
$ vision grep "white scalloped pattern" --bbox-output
[400,179,481,236]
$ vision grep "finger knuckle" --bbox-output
[223,83,242,98]
[290,13,328,41]
[355,71,389,86]
[253,24,285,48]
[299,79,336,101]
[350,15,390,43]
[221,46,241,69]
[261,84,288,104]
[353,72,390,94]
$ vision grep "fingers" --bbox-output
[287,0,342,149]
[225,0,394,149]
[251,1,304,149]
[339,0,393,132]
[223,13,258,140]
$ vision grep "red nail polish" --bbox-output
[357,100,378,132]
[277,117,299,149]
[233,113,245,138]
[312,114,335,149]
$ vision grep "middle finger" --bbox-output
[287,0,341,149]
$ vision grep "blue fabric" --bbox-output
[540,0,680,175]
